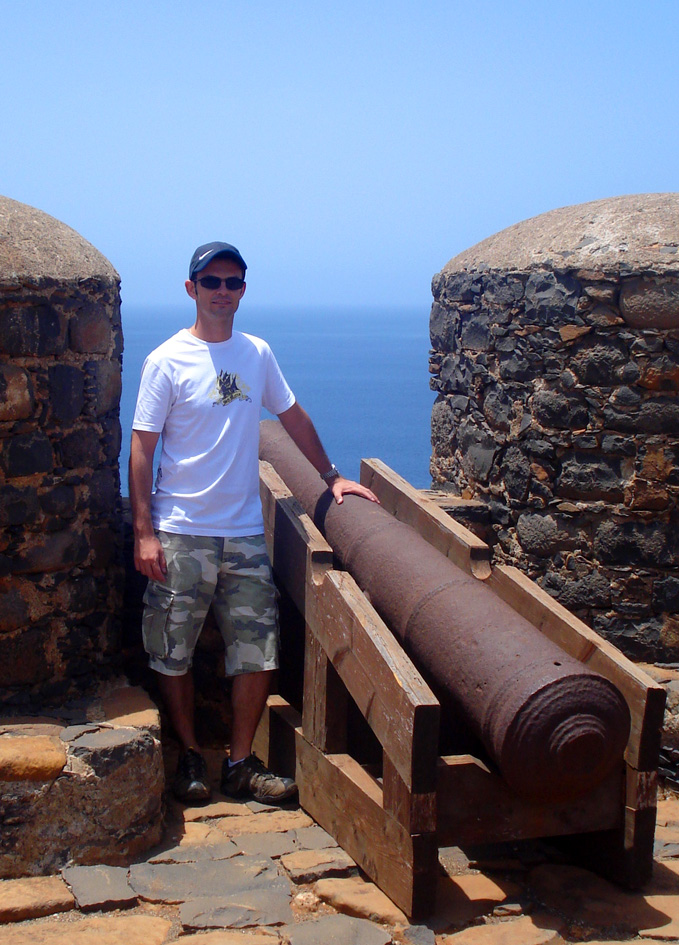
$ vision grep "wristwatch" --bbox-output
[320,464,340,482]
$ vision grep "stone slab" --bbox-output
[529,864,668,933]
[438,914,563,944]
[0,735,66,781]
[648,858,679,893]
[179,932,280,945]
[281,847,357,883]
[657,797,679,827]
[294,825,338,851]
[181,887,292,929]
[286,913,392,945]
[129,856,287,903]
[148,840,238,863]
[314,877,407,926]
[0,718,64,737]
[655,842,679,859]
[236,831,298,859]
[96,685,160,735]
[431,873,522,932]
[0,875,74,922]
[59,724,102,743]
[215,809,313,837]
[655,824,679,845]
[1,914,171,945]
[639,893,679,939]
[181,799,247,820]
[174,821,215,842]
[61,865,136,911]
[403,924,437,945]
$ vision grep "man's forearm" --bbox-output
[276,402,380,506]
[129,431,159,539]
[277,403,334,475]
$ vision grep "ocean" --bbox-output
[119,304,435,496]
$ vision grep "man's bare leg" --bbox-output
[222,668,297,802]
[156,669,210,801]
[155,670,199,751]
[229,669,273,761]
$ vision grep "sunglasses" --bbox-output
[195,275,245,291]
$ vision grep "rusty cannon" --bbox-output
[260,419,629,802]
[255,419,665,916]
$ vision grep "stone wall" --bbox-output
[0,196,124,706]
[430,194,679,662]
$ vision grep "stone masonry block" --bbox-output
[0,431,54,478]
[85,360,122,416]
[0,303,66,357]
[0,364,33,421]
[48,364,85,423]
[0,735,66,781]
[12,529,89,574]
[69,307,112,354]
[620,276,679,329]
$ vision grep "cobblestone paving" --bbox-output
[4,750,679,944]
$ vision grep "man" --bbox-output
[130,242,378,805]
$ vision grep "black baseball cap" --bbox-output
[189,242,248,279]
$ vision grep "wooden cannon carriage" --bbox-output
[253,455,666,919]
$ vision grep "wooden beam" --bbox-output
[436,754,622,847]
[295,728,438,918]
[260,460,334,613]
[302,625,348,754]
[309,569,440,794]
[360,458,491,579]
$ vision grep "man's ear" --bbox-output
[185,279,197,299]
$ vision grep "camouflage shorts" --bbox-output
[142,532,279,678]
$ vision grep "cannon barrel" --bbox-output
[260,420,631,802]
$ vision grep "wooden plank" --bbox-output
[259,461,334,613]
[252,694,300,778]
[360,458,491,579]
[625,767,658,813]
[486,564,665,770]
[564,805,656,889]
[309,569,440,794]
[295,730,439,918]
[261,460,439,792]
[436,754,622,847]
[302,625,348,753]
[383,754,437,835]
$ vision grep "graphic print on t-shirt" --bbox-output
[211,369,252,407]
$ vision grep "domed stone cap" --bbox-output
[442,193,679,276]
[0,195,119,285]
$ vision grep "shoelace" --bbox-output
[247,755,276,780]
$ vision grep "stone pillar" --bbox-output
[430,193,679,662]
[0,196,124,705]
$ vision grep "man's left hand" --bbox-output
[328,476,380,505]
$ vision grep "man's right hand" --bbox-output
[134,534,168,582]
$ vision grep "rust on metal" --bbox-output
[259,420,631,803]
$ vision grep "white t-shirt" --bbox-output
[132,328,295,536]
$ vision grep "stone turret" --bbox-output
[430,193,679,661]
[0,196,124,705]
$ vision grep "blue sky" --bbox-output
[2,1,678,310]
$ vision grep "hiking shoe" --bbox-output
[221,754,298,804]
[173,748,211,803]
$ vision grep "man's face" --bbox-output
[185,257,247,328]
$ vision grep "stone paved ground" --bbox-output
[4,747,679,944]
